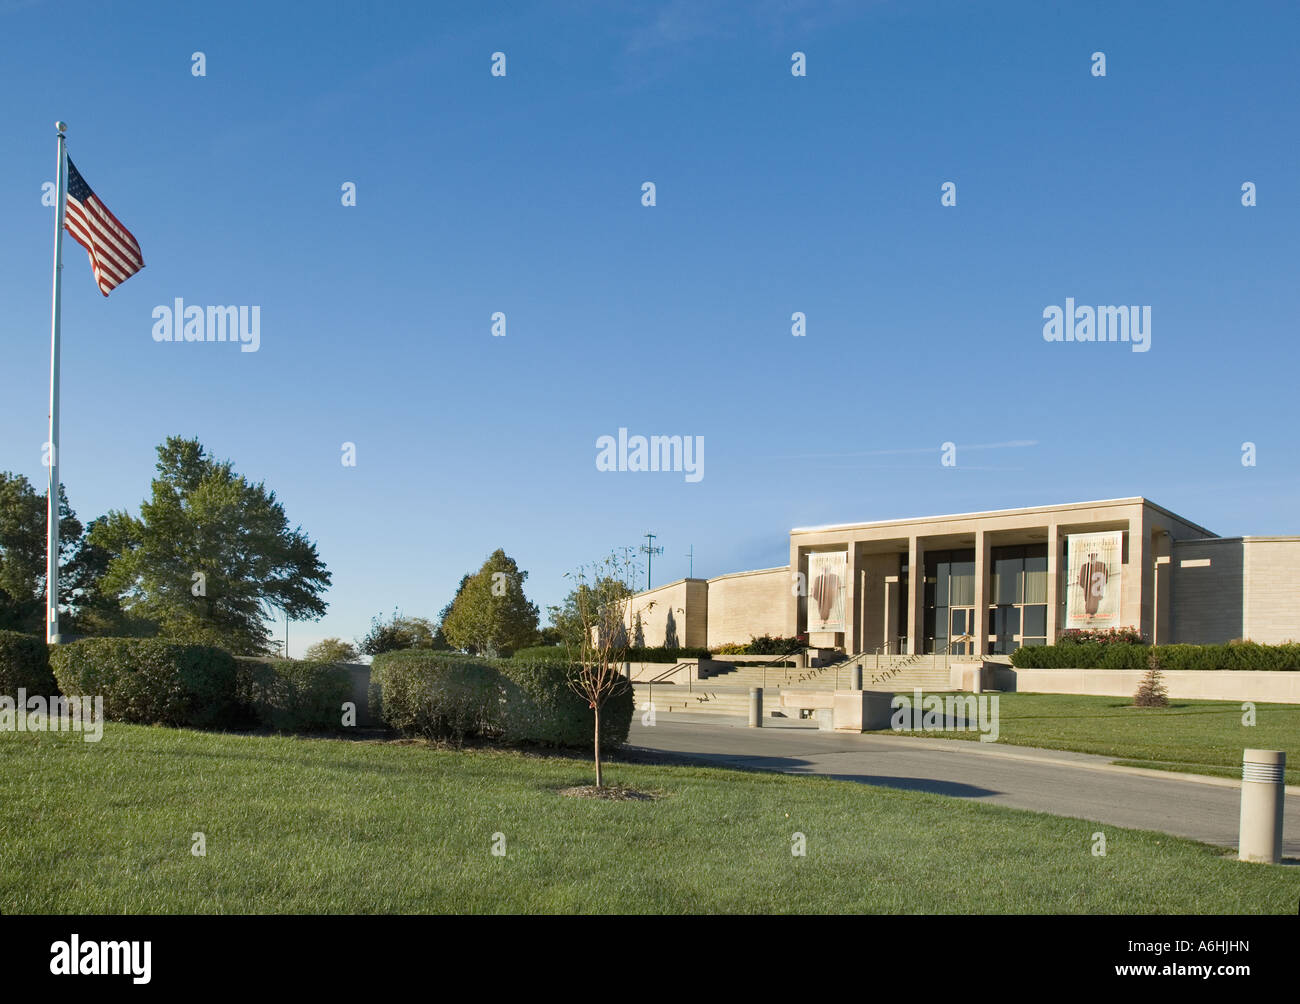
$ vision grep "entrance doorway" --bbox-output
[948,607,976,655]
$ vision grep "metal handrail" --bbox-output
[643,661,693,707]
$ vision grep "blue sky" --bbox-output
[2,0,1296,654]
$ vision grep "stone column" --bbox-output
[1046,523,1060,643]
[974,529,991,656]
[844,545,858,654]
[884,576,899,654]
[907,536,923,654]
[1126,515,1148,639]
[787,542,803,638]
[1154,528,1172,645]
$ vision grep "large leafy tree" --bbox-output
[358,609,440,656]
[546,575,633,649]
[91,437,331,654]
[440,550,539,657]
[63,516,156,638]
[432,575,469,650]
[304,637,359,663]
[0,473,87,634]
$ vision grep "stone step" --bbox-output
[633,679,956,715]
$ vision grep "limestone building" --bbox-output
[624,498,1300,656]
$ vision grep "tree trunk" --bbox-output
[594,703,602,788]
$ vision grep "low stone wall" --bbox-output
[949,661,996,692]
[993,667,1300,703]
[627,656,802,682]
[707,653,802,665]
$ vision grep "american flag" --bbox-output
[63,158,144,296]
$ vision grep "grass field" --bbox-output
[872,693,1300,785]
[1,723,1295,914]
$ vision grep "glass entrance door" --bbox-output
[949,607,976,655]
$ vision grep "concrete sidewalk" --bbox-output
[626,715,1300,857]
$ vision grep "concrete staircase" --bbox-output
[854,653,954,693]
[635,653,957,718]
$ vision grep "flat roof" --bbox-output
[791,497,1217,537]
[707,565,788,583]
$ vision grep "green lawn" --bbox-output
[1,723,1295,914]
[873,692,1300,785]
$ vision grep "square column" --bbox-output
[1126,516,1148,638]
[907,536,923,654]
[1153,527,1171,644]
[844,545,858,653]
[884,576,899,654]
[1046,523,1060,643]
[973,529,991,656]
[787,543,803,638]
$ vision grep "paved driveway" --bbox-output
[627,714,1300,856]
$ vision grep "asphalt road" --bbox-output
[627,714,1300,857]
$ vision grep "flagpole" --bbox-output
[46,121,67,644]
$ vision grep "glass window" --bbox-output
[994,550,1023,605]
[949,557,975,606]
[1023,549,1047,605]
[1023,604,1046,638]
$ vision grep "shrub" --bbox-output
[1058,627,1145,646]
[511,644,711,664]
[744,633,807,655]
[624,646,711,662]
[1134,650,1170,707]
[370,650,634,751]
[0,630,55,699]
[235,657,352,732]
[507,645,574,664]
[497,659,632,750]
[1011,640,1300,671]
[49,638,238,727]
[711,642,749,655]
[1011,642,1146,669]
[369,650,499,742]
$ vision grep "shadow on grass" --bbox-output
[622,745,998,798]
[998,704,1244,722]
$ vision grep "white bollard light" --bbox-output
[1238,749,1285,864]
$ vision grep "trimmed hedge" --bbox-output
[741,634,806,656]
[508,645,573,664]
[0,630,55,698]
[49,638,238,727]
[711,634,806,656]
[235,657,352,732]
[508,644,710,664]
[626,646,710,662]
[371,650,632,749]
[498,659,632,749]
[1011,640,1300,671]
[369,650,500,742]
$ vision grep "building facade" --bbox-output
[624,498,1300,655]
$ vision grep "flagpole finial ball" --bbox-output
[55,121,67,133]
